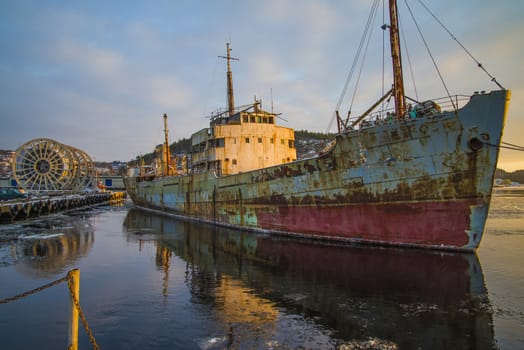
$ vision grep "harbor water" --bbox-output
[0,195,522,349]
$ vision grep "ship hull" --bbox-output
[125,90,510,251]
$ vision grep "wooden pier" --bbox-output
[0,191,126,223]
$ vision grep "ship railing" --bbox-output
[431,94,471,111]
[348,94,471,130]
[207,102,262,121]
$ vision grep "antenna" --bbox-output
[270,88,274,113]
[218,42,239,116]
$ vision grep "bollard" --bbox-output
[68,269,80,350]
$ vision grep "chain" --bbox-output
[1,270,100,350]
[66,271,100,350]
[0,276,68,304]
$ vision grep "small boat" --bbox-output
[125,1,510,251]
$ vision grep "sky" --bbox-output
[1,0,523,171]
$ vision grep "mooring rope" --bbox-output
[501,141,524,152]
[487,141,524,152]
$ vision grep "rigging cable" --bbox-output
[203,56,221,117]
[399,16,419,101]
[326,0,380,133]
[403,0,457,112]
[381,0,386,115]
[416,0,505,90]
[348,0,381,113]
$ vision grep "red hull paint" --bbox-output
[255,199,480,248]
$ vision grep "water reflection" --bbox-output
[124,209,496,349]
[0,213,95,277]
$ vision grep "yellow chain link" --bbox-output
[0,276,67,304]
[66,271,100,350]
[1,269,100,350]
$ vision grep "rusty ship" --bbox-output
[125,1,511,251]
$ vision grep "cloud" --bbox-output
[145,76,194,110]
[1,0,523,167]
[55,40,124,78]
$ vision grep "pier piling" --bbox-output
[0,191,127,223]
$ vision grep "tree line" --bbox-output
[128,131,336,166]
[126,133,522,184]
[495,169,524,184]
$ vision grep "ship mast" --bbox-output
[219,43,239,116]
[163,113,171,176]
[388,0,406,117]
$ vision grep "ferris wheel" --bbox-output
[12,138,95,192]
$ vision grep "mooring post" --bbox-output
[68,269,80,350]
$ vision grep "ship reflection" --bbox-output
[1,214,96,278]
[124,209,496,349]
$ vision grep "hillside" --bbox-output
[495,169,524,184]
[126,131,520,183]
[294,130,337,159]
[128,131,337,166]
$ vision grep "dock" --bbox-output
[492,186,524,196]
[0,191,126,224]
